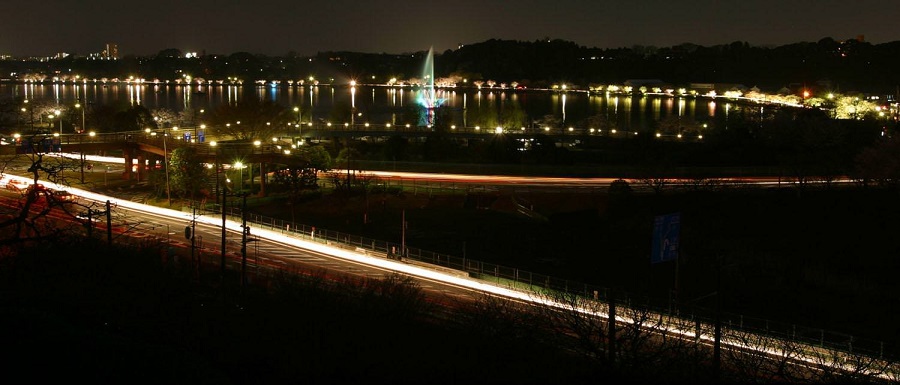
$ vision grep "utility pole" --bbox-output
[221,187,227,281]
[240,193,249,291]
[190,205,197,265]
[80,152,85,184]
[346,143,352,192]
[713,256,723,381]
[86,209,93,239]
[163,130,171,205]
[106,200,112,244]
[294,106,301,133]
[213,143,219,207]
[608,290,617,363]
[401,209,406,259]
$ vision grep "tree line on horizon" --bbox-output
[4,36,900,95]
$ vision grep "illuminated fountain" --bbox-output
[416,47,445,127]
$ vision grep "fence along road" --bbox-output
[3,155,894,382]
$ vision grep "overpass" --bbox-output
[1,121,705,197]
[2,123,641,183]
[4,131,308,196]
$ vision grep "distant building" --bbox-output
[88,44,119,60]
[103,43,118,59]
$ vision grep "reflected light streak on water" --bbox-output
[4,82,790,134]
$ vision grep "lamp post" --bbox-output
[163,128,171,205]
[23,99,33,130]
[252,140,261,192]
[77,130,92,183]
[239,192,249,291]
[294,106,302,141]
[54,109,61,135]
[221,184,227,282]
[234,161,244,192]
[210,141,219,206]
[75,102,85,133]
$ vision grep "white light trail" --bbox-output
[4,159,888,380]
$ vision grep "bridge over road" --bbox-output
[2,131,307,196]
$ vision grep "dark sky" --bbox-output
[4,0,898,57]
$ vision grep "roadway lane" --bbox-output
[40,152,857,190]
[0,166,888,382]
[74,193,489,307]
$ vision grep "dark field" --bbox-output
[254,183,900,352]
[6,180,896,385]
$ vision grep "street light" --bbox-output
[23,99,33,130]
[247,140,263,193]
[75,102,85,133]
[54,109,61,135]
[210,141,219,205]
[234,161,244,192]
[294,106,302,140]
[163,128,171,205]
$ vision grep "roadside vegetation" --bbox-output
[0,237,618,384]
[1,233,894,384]
[2,124,900,384]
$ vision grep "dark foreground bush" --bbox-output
[0,238,624,385]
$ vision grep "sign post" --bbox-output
[651,212,681,311]
[651,212,680,264]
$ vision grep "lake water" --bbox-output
[3,82,760,132]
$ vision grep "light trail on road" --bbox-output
[47,152,858,188]
[3,171,893,382]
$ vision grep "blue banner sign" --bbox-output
[651,212,681,264]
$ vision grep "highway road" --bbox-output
[0,160,893,383]
[0,175,498,309]
[46,151,855,191]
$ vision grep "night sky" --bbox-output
[5,0,898,57]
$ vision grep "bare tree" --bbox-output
[534,290,610,361]
[0,134,99,245]
[721,327,822,383]
[632,177,672,194]
[679,177,722,192]
[810,343,896,384]
[615,304,701,381]
[151,108,179,127]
